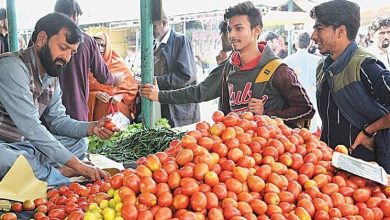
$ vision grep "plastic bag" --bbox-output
[107,111,130,131]
[107,102,130,131]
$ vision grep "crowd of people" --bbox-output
[0,0,389,184]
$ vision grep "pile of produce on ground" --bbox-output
[4,111,390,220]
[88,119,185,167]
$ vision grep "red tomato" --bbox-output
[65,203,79,214]
[34,212,46,220]
[1,212,17,220]
[110,174,124,189]
[104,121,115,131]
[121,204,138,220]
[212,110,225,122]
[58,185,69,194]
[11,202,23,212]
[137,210,153,220]
[67,210,84,220]
[48,208,66,219]
[154,207,172,220]
[190,192,207,212]
[36,205,48,214]
[353,188,371,203]
[208,208,224,220]
[33,198,47,207]
[157,191,173,207]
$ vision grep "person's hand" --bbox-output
[350,131,375,152]
[96,91,111,103]
[216,51,227,65]
[65,156,110,181]
[77,162,110,181]
[248,95,268,115]
[139,84,159,101]
[111,94,123,104]
[88,117,119,139]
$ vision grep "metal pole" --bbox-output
[287,0,293,56]
[6,0,18,52]
[140,0,154,128]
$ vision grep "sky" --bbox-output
[0,0,389,30]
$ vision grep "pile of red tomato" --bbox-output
[4,110,390,220]
[114,111,390,219]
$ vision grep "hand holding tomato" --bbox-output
[88,117,119,139]
[104,121,116,131]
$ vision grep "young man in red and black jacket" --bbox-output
[220,1,314,128]
[140,1,314,128]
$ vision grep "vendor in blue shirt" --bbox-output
[0,12,116,185]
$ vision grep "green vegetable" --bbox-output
[88,119,184,166]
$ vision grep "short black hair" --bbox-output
[368,17,390,34]
[218,20,228,35]
[296,32,311,49]
[224,1,263,29]
[264,31,278,41]
[0,8,6,20]
[54,0,83,17]
[34,12,83,45]
[310,0,360,41]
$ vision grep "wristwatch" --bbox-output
[362,124,377,138]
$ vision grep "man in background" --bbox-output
[140,20,231,107]
[0,8,8,53]
[52,0,122,121]
[284,32,321,133]
[216,20,233,65]
[152,12,200,127]
[368,17,390,69]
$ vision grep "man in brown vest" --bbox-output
[0,13,115,185]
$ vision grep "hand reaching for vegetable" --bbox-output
[63,156,110,181]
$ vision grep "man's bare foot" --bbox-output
[58,166,79,177]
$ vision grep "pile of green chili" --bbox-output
[89,121,184,167]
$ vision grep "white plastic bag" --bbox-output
[108,111,130,131]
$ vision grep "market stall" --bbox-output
[1,110,390,220]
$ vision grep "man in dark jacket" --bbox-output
[152,12,200,127]
[310,0,390,172]
[140,20,231,107]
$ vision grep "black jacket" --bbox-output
[155,30,200,127]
